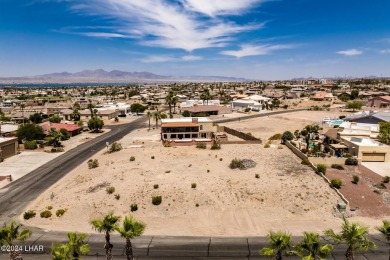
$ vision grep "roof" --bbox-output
[161,122,199,128]
[184,105,231,113]
[0,137,17,145]
[162,117,212,123]
[312,92,333,99]
[60,109,73,115]
[0,124,18,133]
[40,122,81,133]
[323,129,339,140]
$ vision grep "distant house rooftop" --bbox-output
[161,117,212,123]
[343,137,388,147]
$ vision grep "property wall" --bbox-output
[219,126,262,142]
[310,157,350,166]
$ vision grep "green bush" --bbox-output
[383,176,390,184]
[345,158,358,166]
[106,186,115,194]
[301,159,311,165]
[229,158,244,169]
[114,194,120,200]
[24,140,37,150]
[317,164,327,174]
[56,209,67,217]
[352,175,360,184]
[152,196,162,205]
[130,204,138,212]
[344,153,352,159]
[47,206,53,210]
[331,164,344,170]
[87,159,99,169]
[23,210,36,220]
[210,141,221,150]
[331,179,342,189]
[191,183,197,189]
[109,142,122,153]
[244,107,251,112]
[268,133,282,141]
[40,210,52,218]
[129,156,135,161]
[196,142,207,149]
[264,143,270,148]
[59,128,70,140]
[281,131,294,142]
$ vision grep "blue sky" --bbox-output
[1,0,390,80]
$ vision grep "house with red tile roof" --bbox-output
[367,96,390,108]
[310,92,335,101]
[40,122,82,136]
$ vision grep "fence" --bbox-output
[218,126,262,142]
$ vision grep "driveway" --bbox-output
[362,162,390,177]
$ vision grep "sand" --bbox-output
[22,110,389,236]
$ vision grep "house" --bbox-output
[0,124,18,137]
[0,137,18,162]
[78,109,119,120]
[341,137,390,162]
[40,122,82,136]
[344,111,390,124]
[367,96,390,108]
[183,105,232,116]
[161,117,217,146]
[311,92,335,101]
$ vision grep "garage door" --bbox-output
[1,143,16,159]
[362,153,385,162]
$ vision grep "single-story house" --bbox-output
[79,109,119,120]
[183,105,232,116]
[0,137,18,161]
[311,92,335,101]
[367,96,390,108]
[341,137,390,162]
[344,111,390,124]
[40,122,82,136]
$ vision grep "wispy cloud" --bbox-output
[182,55,203,61]
[336,49,363,56]
[141,55,204,63]
[79,32,131,38]
[220,44,293,58]
[62,0,265,52]
[380,49,390,54]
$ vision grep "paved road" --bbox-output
[0,116,148,221]
[0,228,388,259]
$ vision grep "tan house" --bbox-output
[367,96,390,108]
[311,92,335,101]
[0,137,18,162]
[341,137,390,162]
[79,109,119,120]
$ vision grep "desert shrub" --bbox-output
[219,158,223,161]
[264,143,270,148]
[268,133,282,141]
[56,209,67,217]
[195,203,199,207]
[152,196,162,205]
[24,140,37,150]
[331,179,342,189]
[130,204,138,212]
[191,183,197,189]
[374,189,381,194]
[229,158,244,169]
[40,210,52,218]
[344,153,352,159]
[345,158,358,166]
[207,169,210,172]
[374,183,387,189]
[151,156,155,159]
[281,131,294,142]
[352,175,360,184]
[244,107,251,112]
[383,176,390,184]
[114,194,120,200]
[163,141,172,147]
[255,174,260,179]
[331,164,344,170]
[317,164,327,174]
[23,210,36,220]
[106,186,115,194]
[210,141,221,150]
[301,159,311,165]
[87,159,99,169]
[129,156,135,161]
[47,206,53,210]
[153,184,159,189]
[109,142,122,153]
[196,142,207,149]
[339,115,346,119]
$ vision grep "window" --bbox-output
[171,134,176,138]
[185,134,190,138]
[200,125,203,130]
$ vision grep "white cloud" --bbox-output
[336,49,363,56]
[380,49,390,54]
[180,0,265,17]
[79,32,130,38]
[220,44,293,58]
[141,55,176,63]
[182,55,203,61]
[64,0,264,52]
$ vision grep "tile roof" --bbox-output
[40,122,81,133]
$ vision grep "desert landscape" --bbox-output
[22,110,390,236]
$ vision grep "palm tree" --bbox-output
[49,128,64,148]
[324,216,376,260]
[51,243,71,260]
[67,232,90,259]
[259,231,292,260]
[146,111,152,130]
[0,221,32,260]
[376,220,390,260]
[115,215,146,260]
[90,212,121,260]
[290,232,333,260]
[153,112,161,129]
[172,96,179,114]
[165,91,174,116]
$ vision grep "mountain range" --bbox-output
[0,69,249,84]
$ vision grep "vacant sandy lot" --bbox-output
[23,110,388,236]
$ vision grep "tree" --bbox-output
[172,96,179,113]
[346,101,363,112]
[153,112,161,129]
[378,122,390,145]
[51,243,72,260]
[272,99,281,108]
[115,215,146,260]
[49,128,64,147]
[67,232,90,259]
[72,109,81,121]
[29,113,43,124]
[73,102,81,110]
[88,117,104,133]
[49,115,61,123]
[130,103,146,115]
[0,221,32,260]
[259,231,292,260]
[281,131,294,143]
[200,88,212,105]
[324,216,376,260]
[350,89,359,100]
[165,91,174,116]
[146,111,152,130]
[376,220,390,260]
[59,128,71,140]
[87,100,95,117]
[90,212,121,260]
[182,110,191,117]
[17,123,44,141]
[290,232,333,260]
